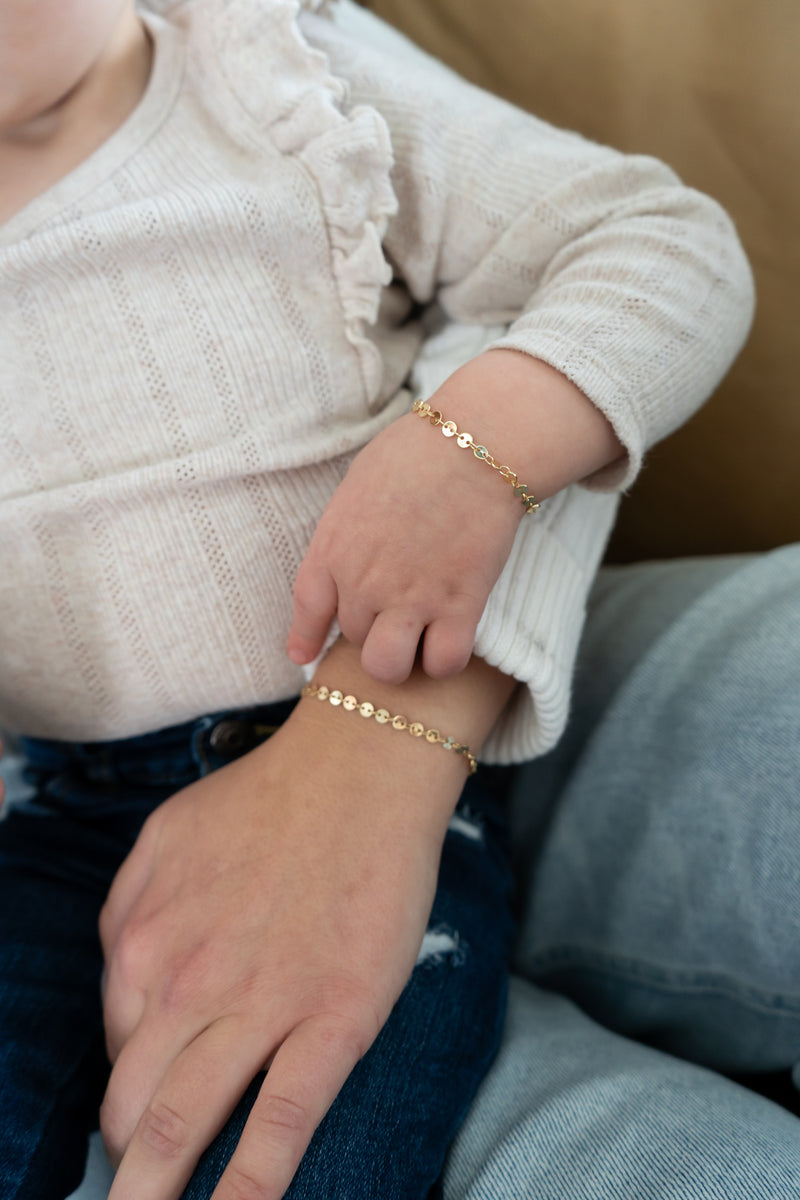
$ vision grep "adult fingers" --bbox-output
[98,815,160,959]
[99,829,164,1060]
[287,560,338,665]
[104,1017,266,1198]
[359,608,426,685]
[101,1007,200,1153]
[213,1012,370,1200]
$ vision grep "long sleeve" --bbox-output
[309,1,754,490]
[302,2,754,762]
[0,0,750,753]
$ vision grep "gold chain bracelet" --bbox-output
[411,399,540,514]
[301,683,478,776]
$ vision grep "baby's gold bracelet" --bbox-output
[411,399,540,514]
[301,683,478,776]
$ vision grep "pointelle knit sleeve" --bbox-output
[301,0,755,761]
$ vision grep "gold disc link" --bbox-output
[301,682,477,775]
[411,398,539,514]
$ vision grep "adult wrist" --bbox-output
[279,637,517,815]
[301,681,478,776]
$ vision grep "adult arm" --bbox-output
[101,637,515,1200]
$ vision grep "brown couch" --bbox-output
[362,0,799,561]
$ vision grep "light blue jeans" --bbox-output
[446,545,800,1198]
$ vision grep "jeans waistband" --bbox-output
[18,698,300,788]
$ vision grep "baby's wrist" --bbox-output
[392,406,527,534]
[411,398,540,515]
[425,347,625,499]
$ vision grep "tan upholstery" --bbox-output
[361,0,799,558]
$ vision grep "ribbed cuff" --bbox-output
[476,487,619,763]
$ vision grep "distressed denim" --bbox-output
[10,547,800,1200]
[0,700,514,1200]
[446,546,800,1198]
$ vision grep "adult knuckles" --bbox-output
[220,1162,276,1200]
[312,1010,376,1065]
[154,940,223,1015]
[138,1098,193,1161]
[305,981,385,1061]
[113,915,225,1011]
[217,1097,309,1199]
[111,914,159,985]
[254,1093,309,1143]
[102,1093,193,1166]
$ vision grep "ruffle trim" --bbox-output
[188,0,397,396]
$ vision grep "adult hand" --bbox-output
[99,676,466,1200]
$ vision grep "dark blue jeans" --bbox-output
[0,701,514,1200]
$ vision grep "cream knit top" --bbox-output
[0,0,754,760]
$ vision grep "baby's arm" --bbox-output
[291,5,754,701]
[288,348,623,683]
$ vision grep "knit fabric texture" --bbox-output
[0,0,753,759]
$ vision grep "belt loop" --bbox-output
[190,715,218,777]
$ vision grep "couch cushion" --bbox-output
[361,0,799,557]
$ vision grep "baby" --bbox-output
[0,0,753,1197]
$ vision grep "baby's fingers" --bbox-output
[287,561,338,666]
[359,609,426,685]
[421,612,480,680]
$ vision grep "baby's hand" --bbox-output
[288,348,625,684]
[287,404,524,684]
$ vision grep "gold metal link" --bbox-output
[300,683,477,775]
[411,399,538,515]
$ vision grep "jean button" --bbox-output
[208,719,253,758]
